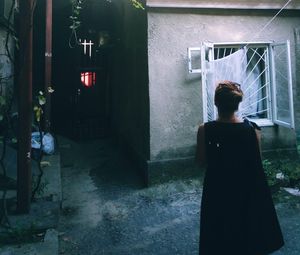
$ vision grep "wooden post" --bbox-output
[44,0,53,132]
[17,0,34,213]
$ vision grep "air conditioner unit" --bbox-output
[0,0,14,24]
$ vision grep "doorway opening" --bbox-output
[51,0,118,139]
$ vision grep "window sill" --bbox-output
[249,118,274,127]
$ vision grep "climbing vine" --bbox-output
[0,0,18,228]
[69,0,144,47]
[31,87,54,201]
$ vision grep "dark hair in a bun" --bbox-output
[214,80,243,113]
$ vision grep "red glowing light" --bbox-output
[81,72,96,87]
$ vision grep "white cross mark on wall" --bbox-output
[80,39,94,57]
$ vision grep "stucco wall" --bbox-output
[148,9,300,161]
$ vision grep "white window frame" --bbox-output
[188,47,201,73]
[270,41,295,129]
[188,40,295,128]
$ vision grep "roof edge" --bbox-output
[146,1,300,10]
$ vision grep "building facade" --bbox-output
[115,0,300,184]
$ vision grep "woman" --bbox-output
[196,81,284,255]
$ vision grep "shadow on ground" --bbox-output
[58,137,300,255]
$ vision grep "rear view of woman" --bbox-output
[196,81,284,255]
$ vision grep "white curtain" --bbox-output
[206,48,262,119]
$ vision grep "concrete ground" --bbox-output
[0,151,61,255]
[58,137,300,255]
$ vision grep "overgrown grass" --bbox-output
[263,155,300,191]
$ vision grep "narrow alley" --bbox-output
[57,137,300,255]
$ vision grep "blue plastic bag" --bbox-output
[31,132,55,154]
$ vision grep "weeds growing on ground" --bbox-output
[263,156,300,191]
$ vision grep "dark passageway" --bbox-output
[50,0,119,140]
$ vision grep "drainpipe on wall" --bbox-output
[44,0,52,132]
[17,0,33,213]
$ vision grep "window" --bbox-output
[188,41,294,128]
[81,72,96,88]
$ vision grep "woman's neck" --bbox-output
[217,112,242,123]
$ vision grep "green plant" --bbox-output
[68,0,145,47]
[262,159,281,187]
[31,87,54,201]
[263,157,300,190]
[130,0,145,10]
[69,0,83,31]
[281,162,300,188]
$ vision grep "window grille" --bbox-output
[188,41,294,128]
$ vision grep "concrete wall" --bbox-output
[295,27,300,140]
[147,8,300,165]
[0,28,14,101]
[110,1,149,179]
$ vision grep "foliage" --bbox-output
[31,87,54,201]
[130,0,145,10]
[263,159,280,187]
[33,87,54,123]
[70,0,83,31]
[281,162,300,188]
[69,0,145,46]
[263,157,300,190]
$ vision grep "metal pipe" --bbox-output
[17,0,34,213]
[44,0,52,132]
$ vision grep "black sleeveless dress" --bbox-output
[199,120,284,255]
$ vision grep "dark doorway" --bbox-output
[51,0,118,139]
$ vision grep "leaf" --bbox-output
[48,87,55,93]
[34,106,43,122]
[130,0,145,10]
[41,161,51,167]
[38,96,46,106]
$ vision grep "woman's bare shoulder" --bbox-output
[198,123,205,130]
[197,124,205,137]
